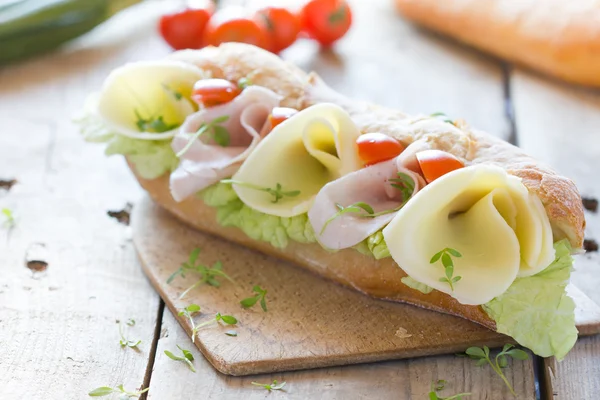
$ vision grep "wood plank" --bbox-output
[512,70,600,399]
[0,3,174,398]
[147,306,536,400]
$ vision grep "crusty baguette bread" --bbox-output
[394,0,600,88]
[128,43,585,330]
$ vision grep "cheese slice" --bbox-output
[231,103,362,217]
[96,60,205,140]
[382,165,555,305]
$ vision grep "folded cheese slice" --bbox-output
[96,60,205,140]
[170,86,281,202]
[230,103,362,217]
[383,165,555,305]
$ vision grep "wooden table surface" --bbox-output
[1,0,598,399]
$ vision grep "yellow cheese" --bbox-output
[383,165,554,305]
[231,103,362,217]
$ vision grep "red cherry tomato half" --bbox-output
[159,7,213,50]
[356,133,405,166]
[415,150,465,183]
[255,7,301,53]
[191,79,242,107]
[300,0,352,46]
[269,107,299,130]
[204,7,269,49]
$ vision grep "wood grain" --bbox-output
[512,70,600,400]
[147,302,536,400]
[0,2,173,399]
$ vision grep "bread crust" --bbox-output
[394,0,600,88]
[129,43,584,330]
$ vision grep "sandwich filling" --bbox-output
[78,60,579,360]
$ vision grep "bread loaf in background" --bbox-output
[394,0,600,88]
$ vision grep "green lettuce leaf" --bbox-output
[202,183,316,249]
[76,97,178,180]
[483,239,576,360]
[401,276,434,294]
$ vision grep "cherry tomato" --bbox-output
[416,150,465,183]
[255,7,301,53]
[191,79,241,107]
[300,0,352,46]
[356,133,405,166]
[204,6,269,49]
[159,6,213,50]
[269,107,299,130]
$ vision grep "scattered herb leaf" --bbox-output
[221,179,301,204]
[430,248,462,291]
[178,304,201,343]
[118,321,141,349]
[126,318,136,327]
[462,344,529,396]
[320,172,415,234]
[430,111,456,126]
[88,384,149,398]
[240,285,268,312]
[225,330,238,337]
[428,380,471,400]
[1,208,15,229]
[176,115,231,157]
[237,77,252,89]
[190,312,238,339]
[164,345,196,373]
[167,248,234,300]
[251,380,286,391]
[134,109,178,133]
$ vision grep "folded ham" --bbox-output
[170,86,281,201]
[309,156,425,250]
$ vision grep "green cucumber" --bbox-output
[0,0,141,64]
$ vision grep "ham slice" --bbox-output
[170,86,281,201]
[309,157,425,250]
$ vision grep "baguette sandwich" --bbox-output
[79,43,585,360]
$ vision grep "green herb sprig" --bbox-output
[428,380,470,400]
[220,179,301,204]
[118,321,141,349]
[237,77,253,89]
[2,208,15,229]
[164,345,196,373]
[176,115,230,157]
[430,112,456,126]
[240,285,268,312]
[251,380,286,391]
[167,248,234,300]
[320,172,415,235]
[134,109,178,133]
[190,312,238,339]
[463,344,529,396]
[88,384,149,398]
[430,248,462,291]
[178,304,201,343]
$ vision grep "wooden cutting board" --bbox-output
[132,196,600,376]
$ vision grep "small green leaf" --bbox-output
[186,304,201,313]
[452,276,462,283]
[225,330,238,337]
[212,115,230,124]
[260,296,268,312]
[126,319,135,327]
[220,315,238,325]
[353,202,375,214]
[483,346,490,357]
[476,358,488,367]
[434,380,446,391]
[501,343,514,353]
[270,380,286,390]
[88,387,115,396]
[465,347,486,359]
[430,112,447,117]
[506,349,529,360]
[164,350,183,361]
[447,248,462,257]
[430,251,443,264]
[441,253,453,269]
[445,265,454,280]
[212,125,231,147]
[177,345,194,362]
[498,354,508,368]
[240,295,259,308]
[238,77,252,89]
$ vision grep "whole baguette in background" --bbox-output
[394,0,600,88]
[132,43,585,329]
